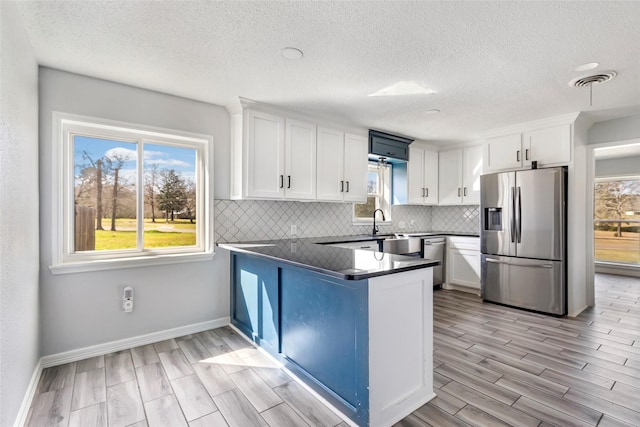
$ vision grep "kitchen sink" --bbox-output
[381,235,422,255]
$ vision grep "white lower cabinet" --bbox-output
[445,236,481,294]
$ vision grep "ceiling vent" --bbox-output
[569,71,617,87]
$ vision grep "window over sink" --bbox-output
[353,162,392,223]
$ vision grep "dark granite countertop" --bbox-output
[218,239,440,280]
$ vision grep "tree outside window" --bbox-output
[594,177,640,264]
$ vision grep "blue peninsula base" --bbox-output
[230,252,435,426]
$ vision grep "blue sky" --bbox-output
[74,136,196,183]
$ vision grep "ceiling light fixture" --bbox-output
[573,62,599,72]
[369,81,437,97]
[280,47,303,60]
[425,109,440,114]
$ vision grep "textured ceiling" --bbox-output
[14,1,640,145]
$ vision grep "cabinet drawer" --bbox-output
[447,236,480,251]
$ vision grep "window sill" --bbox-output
[352,219,393,226]
[49,251,215,275]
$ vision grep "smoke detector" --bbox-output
[569,71,617,87]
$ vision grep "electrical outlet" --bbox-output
[290,224,297,236]
[123,286,134,312]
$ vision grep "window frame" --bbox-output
[352,162,393,224]
[50,112,214,274]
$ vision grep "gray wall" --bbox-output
[39,68,231,355]
[595,155,640,177]
[0,2,41,425]
[589,114,640,144]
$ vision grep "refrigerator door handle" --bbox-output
[485,258,553,268]
[510,187,516,243]
[516,186,522,243]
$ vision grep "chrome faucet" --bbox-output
[372,209,386,235]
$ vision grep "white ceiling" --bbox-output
[14,1,640,145]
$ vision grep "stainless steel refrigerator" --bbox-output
[480,167,567,315]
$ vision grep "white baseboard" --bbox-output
[13,359,43,427]
[40,316,229,368]
[442,282,481,296]
[595,264,640,278]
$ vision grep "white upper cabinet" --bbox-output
[232,104,368,202]
[285,119,316,200]
[523,124,571,167]
[343,133,368,202]
[407,145,438,205]
[246,110,286,199]
[484,133,522,171]
[462,145,483,205]
[484,123,572,173]
[316,127,345,201]
[438,145,482,205]
[317,129,367,203]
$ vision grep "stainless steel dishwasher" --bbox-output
[423,237,446,288]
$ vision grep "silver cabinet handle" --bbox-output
[279,175,284,189]
[486,258,553,268]
[287,175,291,189]
[458,187,461,197]
[426,188,429,197]
[463,187,467,197]
[340,180,344,192]
[525,148,529,161]
[517,150,521,162]
[346,181,350,192]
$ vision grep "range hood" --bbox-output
[368,130,413,162]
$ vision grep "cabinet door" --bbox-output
[462,145,483,205]
[407,145,425,204]
[438,149,462,205]
[423,148,439,205]
[523,124,571,167]
[485,133,522,172]
[316,127,345,201]
[246,110,285,199]
[343,133,368,202]
[447,248,481,289]
[285,119,317,200]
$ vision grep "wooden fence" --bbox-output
[75,205,96,251]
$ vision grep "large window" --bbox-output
[353,162,392,222]
[52,113,213,272]
[594,176,640,264]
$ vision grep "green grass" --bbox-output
[594,230,639,263]
[99,217,196,231]
[95,229,196,250]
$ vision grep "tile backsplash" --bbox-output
[215,200,479,242]
[431,205,480,234]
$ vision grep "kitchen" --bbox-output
[2,1,640,427]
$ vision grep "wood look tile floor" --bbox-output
[26,273,640,427]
